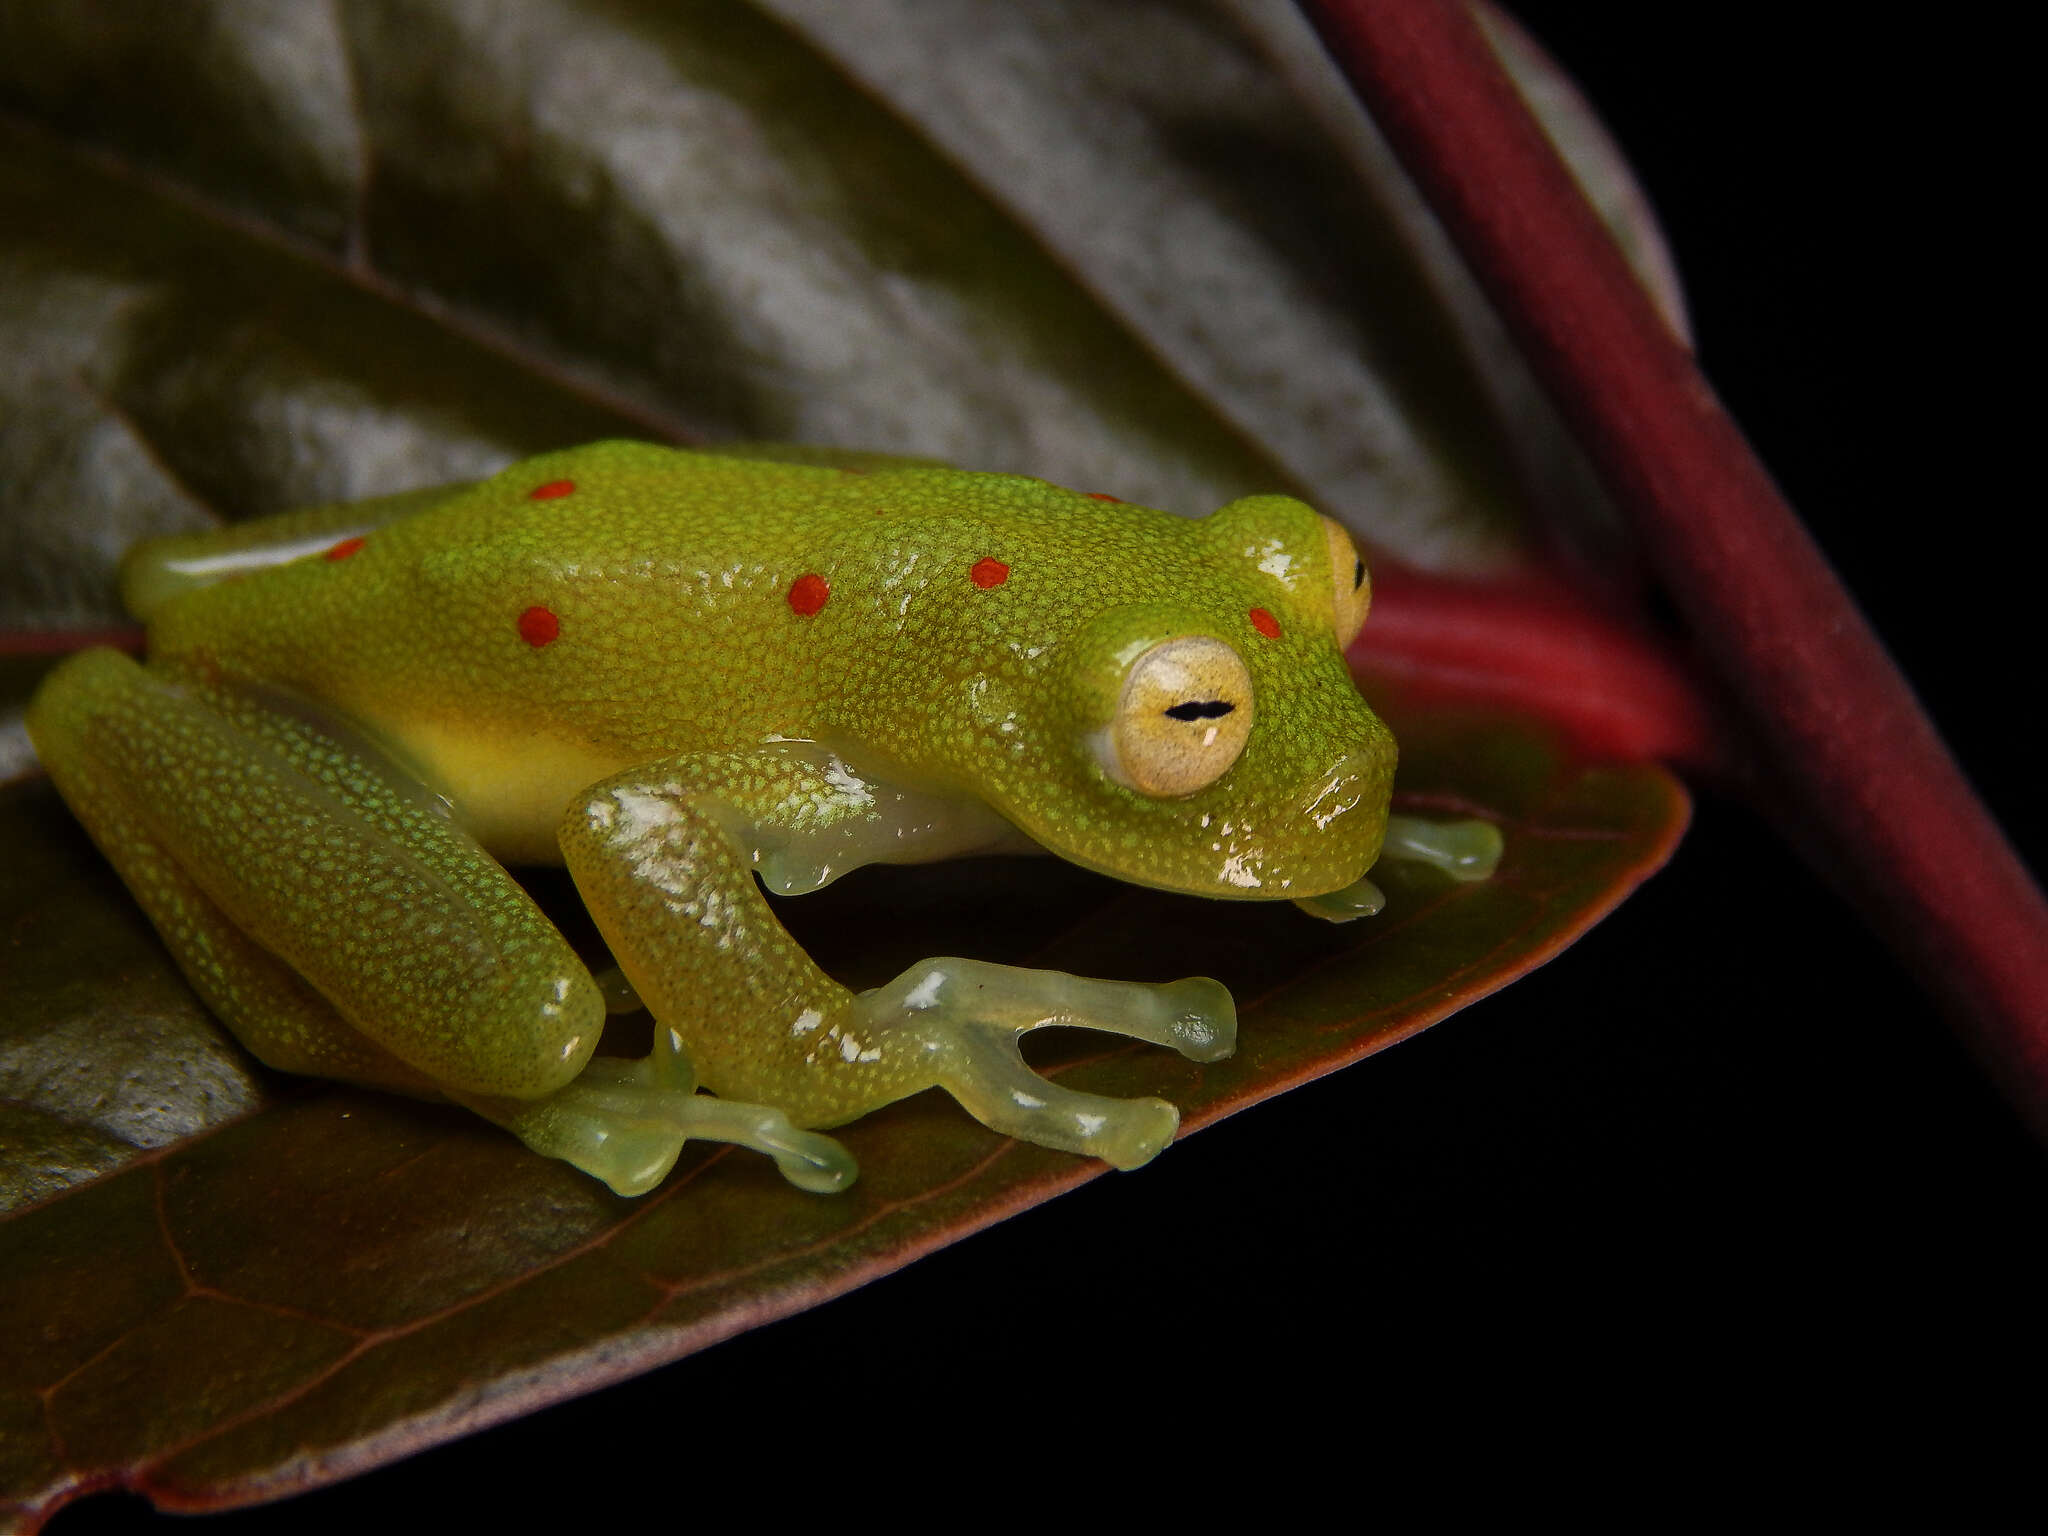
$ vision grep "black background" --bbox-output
[47,5,2041,1529]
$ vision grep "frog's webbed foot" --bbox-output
[1293,813,1503,923]
[849,958,1236,1170]
[462,1032,857,1198]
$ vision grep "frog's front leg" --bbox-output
[560,750,1237,1170]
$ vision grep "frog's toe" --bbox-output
[1379,813,1504,881]
[949,1023,1181,1168]
[498,1063,692,1196]
[1293,875,1386,923]
[671,1094,859,1194]
[1151,976,1238,1062]
[865,957,1237,1061]
[851,957,1233,1168]
[475,1050,858,1197]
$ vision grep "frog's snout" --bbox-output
[1297,750,1386,834]
[1288,746,1396,894]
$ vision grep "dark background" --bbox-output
[49,6,2038,1529]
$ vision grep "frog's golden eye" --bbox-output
[1099,636,1254,798]
[1322,516,1371,648]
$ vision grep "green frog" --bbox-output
[28,442,1498,1196]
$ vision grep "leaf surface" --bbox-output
[0,0,1682,630]
[2,705,1686,1525]
[0,3,1696,1527]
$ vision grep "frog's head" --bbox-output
[967,494,1396,901]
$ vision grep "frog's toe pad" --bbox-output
[1155,976,1237,1062]
[1381,813,1504,882]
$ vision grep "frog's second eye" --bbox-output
[1100,637,1255,798]
[1322,516,1371,648]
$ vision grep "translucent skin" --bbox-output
[28,442,1435,1197]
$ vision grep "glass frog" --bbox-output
[27,442,1499,1197]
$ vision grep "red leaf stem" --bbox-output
[1299,0,2048,1127]
[1357,560,1716,767]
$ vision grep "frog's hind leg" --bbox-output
[26,649,447,1096]
[26,648,849,1198]
[30,648,608,1097]
[562,760,1238,1172]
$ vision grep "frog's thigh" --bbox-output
[29,651,437,1095]
[28,649,603,1102]
[561,764,1237,1170]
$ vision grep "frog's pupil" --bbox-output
[1164,699,1234,721]
[1352,558,1365,591]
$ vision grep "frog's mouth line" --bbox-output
[1017,761,1388,904]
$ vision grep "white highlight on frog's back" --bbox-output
[166,532,375,579]
[1250,538,1296,583]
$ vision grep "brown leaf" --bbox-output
[0,4,1712,1526]
[1,706,1686,1525]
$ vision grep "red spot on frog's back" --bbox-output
[324,536,366,562]
[518,606,560,647]
[529,479,576,500]
[1249,607,1281,639]
[1084,492,1122,502]
[970,556,1010,589]
[787,573,830,616]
